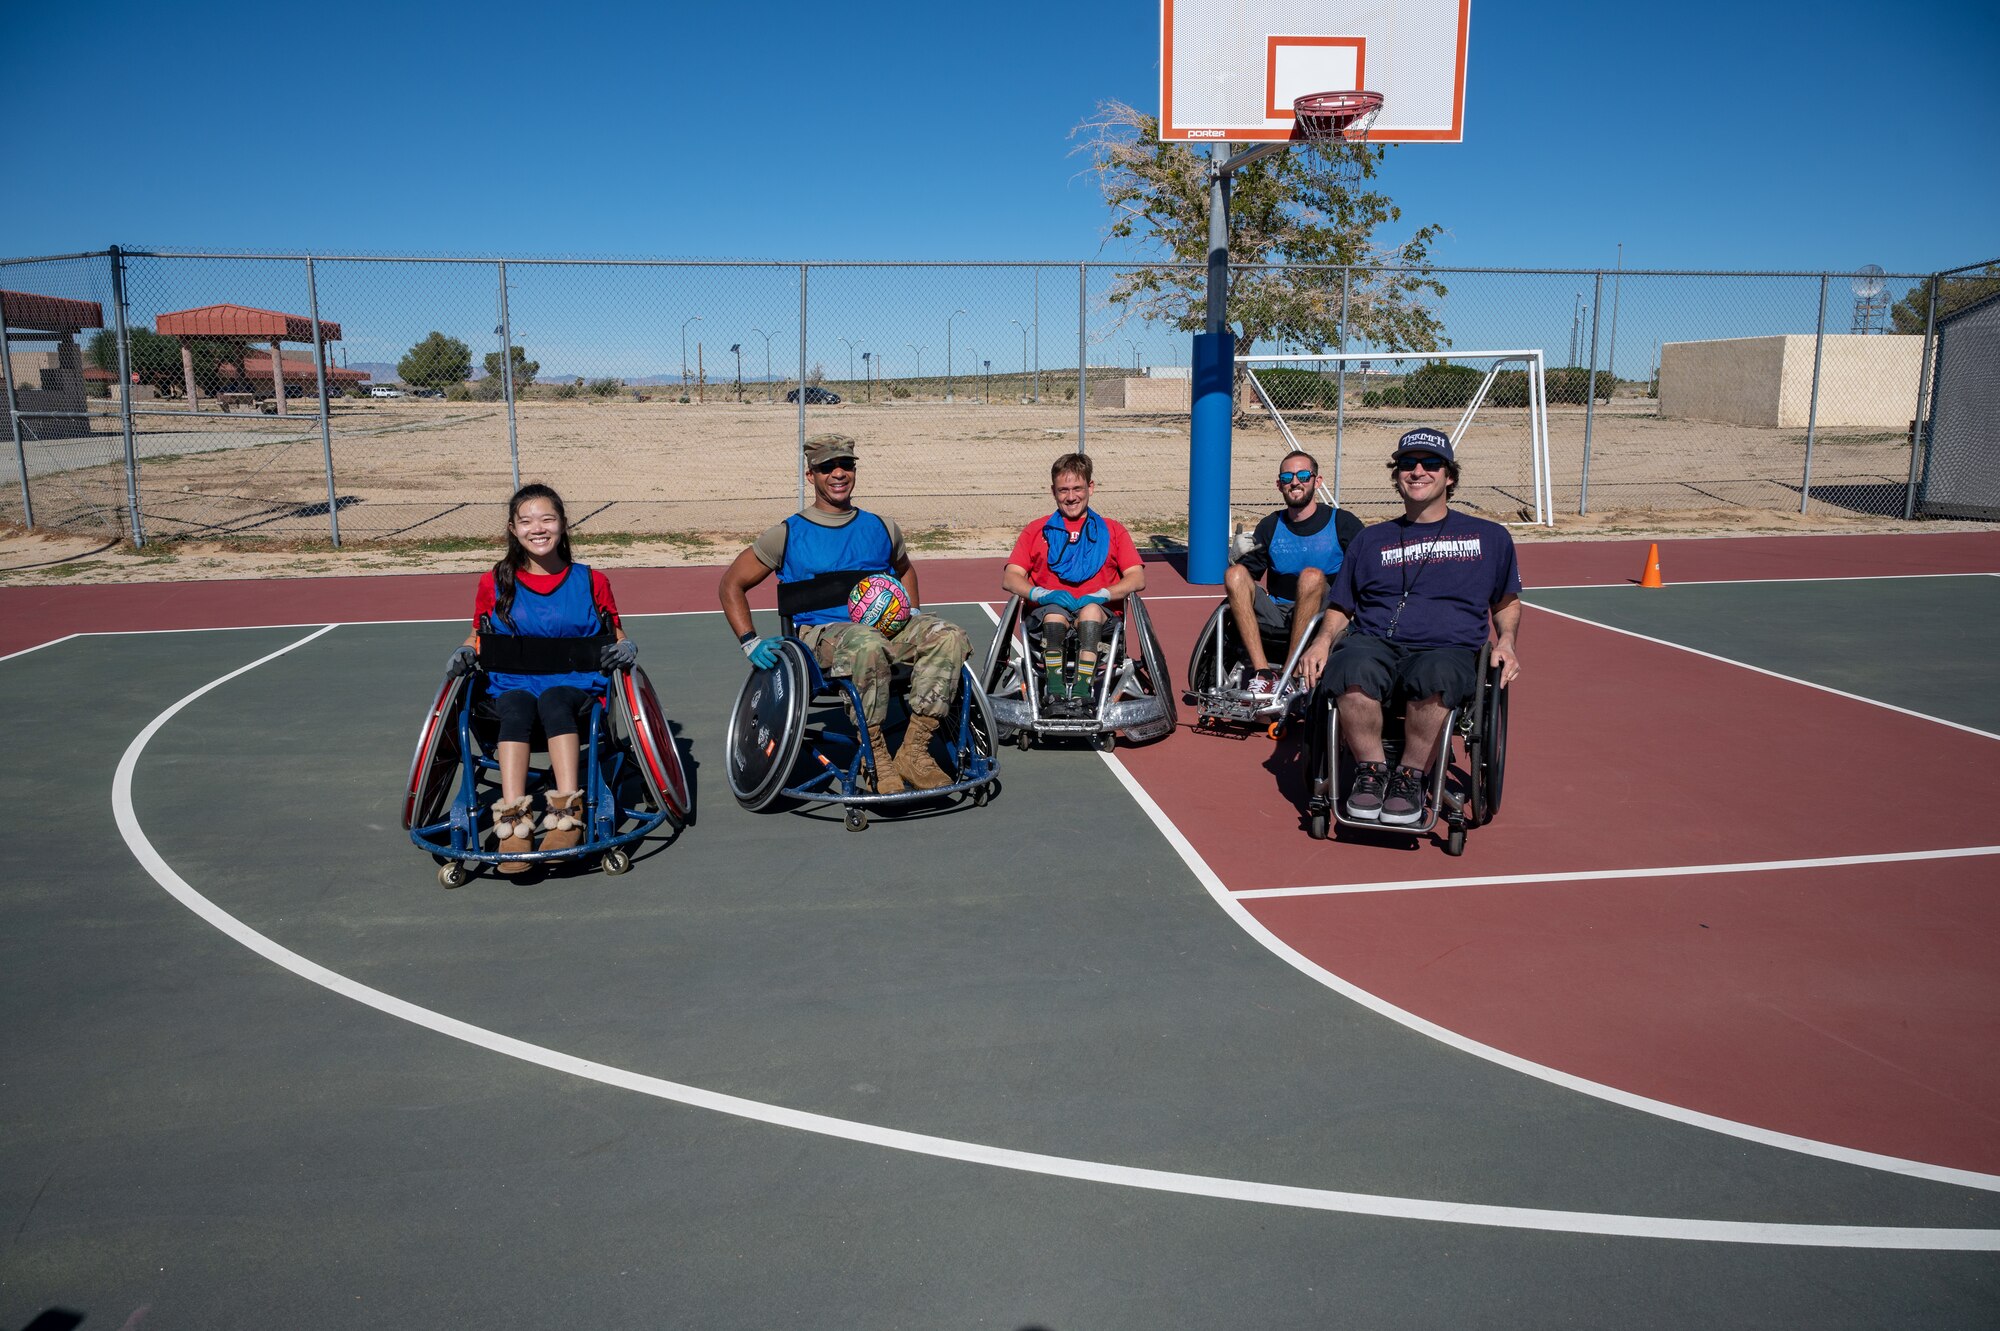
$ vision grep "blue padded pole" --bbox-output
[1188,329,1235,584]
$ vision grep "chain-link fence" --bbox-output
[3,248,1989,550]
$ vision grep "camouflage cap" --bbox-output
[804,433,859,467]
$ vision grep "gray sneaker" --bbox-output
[1345,762,1390,821]
[1380,765,1426,825]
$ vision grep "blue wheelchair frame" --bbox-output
[727,633,1000,832]
[410,671,673,883]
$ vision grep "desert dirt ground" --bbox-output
[0,395,1959,587]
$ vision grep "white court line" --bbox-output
[1528,602,2000,742]
[0,632,81,664]
[109,623,2000,1247]
[1237,844,2000,899]
[964,598,2000,1198]
[1529,570,2000,591]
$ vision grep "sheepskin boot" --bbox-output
[539,790,586,855]
[894,714,952,790]
[491,795,535,874]
[866,725,906,795]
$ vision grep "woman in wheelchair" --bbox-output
[445,483,635,873]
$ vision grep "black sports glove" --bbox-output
[600,638,638,672]
[445,645,477,678]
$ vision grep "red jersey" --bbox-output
[1007,513,1142,597]
[474,565,621,631]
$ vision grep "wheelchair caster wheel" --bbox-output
[971,780,994,807]
[1307,811,1329,841]
[1266,721,1285,741]
[1094,732,1116,753]
[1014,731,1033,752]
[845,807,868,832]
[1445,824,1466,857]
[437,862,470,889]
[601,848,632,875]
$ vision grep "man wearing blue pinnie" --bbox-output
[1000,452,1147,714]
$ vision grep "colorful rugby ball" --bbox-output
[847,574,914,638]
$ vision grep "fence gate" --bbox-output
[1916,290,2000,521]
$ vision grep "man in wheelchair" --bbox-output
[717,432,971,795]
[1000,451,1146,715]
[1296,428,1522,826]
[1223,448,1363,697]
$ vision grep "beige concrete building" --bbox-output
[1659,334,1923,429]
[1090,375,1192,410]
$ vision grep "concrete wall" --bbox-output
[1090,376,1190,410]
[1660,334,1923,429]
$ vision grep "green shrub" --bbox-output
[1361,387,1405,408]
[1257,366,1339,410]
[552,381,580,400]
[1402,362,1482,410]
[445,383,473,402]
[587,377,622,398]
[1545,367,1617,405]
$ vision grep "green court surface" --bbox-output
[1527,576,2000,735]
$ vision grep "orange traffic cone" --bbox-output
[1638,542,1665,588]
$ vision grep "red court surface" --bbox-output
[7,530,1998,1182]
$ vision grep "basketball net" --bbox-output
[1291,90,1385,194]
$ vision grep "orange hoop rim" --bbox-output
[1292,89,1386,140]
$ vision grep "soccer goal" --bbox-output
[1238,350,1555,526]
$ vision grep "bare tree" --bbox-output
[1072,100,1448,369]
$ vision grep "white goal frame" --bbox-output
[1238,349,1555,526]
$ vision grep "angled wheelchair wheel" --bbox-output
[958,663,1002,780]
[1185,601,1230,701]
[1119,593,1178,743]
[612,664,691,830]
[979,595,1029,701]
[403,673,466,830]
[1466,647,1509,826]
[726,640,811,811]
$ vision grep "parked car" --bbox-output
[412,387,445,400]
[369,386,404,399]
[784,386,842,405]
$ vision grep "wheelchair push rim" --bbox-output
[726,639,812,811]
[403,672,465,830]
[612,664,692,829]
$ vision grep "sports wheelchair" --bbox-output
[404,632,690,886]
[977,592,1176,751]
[1184,599,1326,739]
[1300,642,1509,856]
[724,583,1000,832]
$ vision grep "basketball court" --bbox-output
[3,532,1998,1328]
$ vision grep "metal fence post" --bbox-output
[1333,266,1350,505]
[0,296,30,529]
[107,245,144,546]
[797,264,808,510]
[498,260,520,494]
[1076,263,1087,452]
[305,256,340,546]
[1799,273,1829,515]
[1579,271,1604,515]
[1032,267,1041,404]
[1903,273,1941,519]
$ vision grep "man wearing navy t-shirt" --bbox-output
[1296,427,1523,826]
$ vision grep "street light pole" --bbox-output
[838,336,856,386]
[907,343,926,386]
[861,350,872,403]
[680,315,702,397]
[983,358,991,404]
[1129,342,1140,373]
[945,308,966,403]
[730,343,742,402]
[751,326,777,403]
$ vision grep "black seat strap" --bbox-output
[478,633,613,674]
[776,569,875,621]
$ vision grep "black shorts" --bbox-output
[1248,585,1294,646]
[488,685,594,745]
[1319,633,1480,708]
[1024,601,1116,637]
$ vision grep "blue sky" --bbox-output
[5,0,1995,272]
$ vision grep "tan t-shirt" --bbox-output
[750,506,907,572]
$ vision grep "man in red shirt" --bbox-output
[1001,452,1146,711]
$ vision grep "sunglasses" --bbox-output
[1277,470,1315,484]
[1394,455,1448,473]
[810,458,856,474]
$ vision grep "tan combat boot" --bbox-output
[539,789,586,855]
[491,795,535,874]
[894,714,952,790]
[866,725,906,795]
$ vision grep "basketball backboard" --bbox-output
[1160,0,1469,143]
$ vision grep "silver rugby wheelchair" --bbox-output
[404,632,691,886]
[725,580,1001,832]
[1301,642,1510,856]
[977,592,1176,751]
[1184,599,1326,740]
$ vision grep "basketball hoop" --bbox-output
[1291,90,1385,191]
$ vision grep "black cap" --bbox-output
[1392,427,1453,463]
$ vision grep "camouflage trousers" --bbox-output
[794,613,970,727]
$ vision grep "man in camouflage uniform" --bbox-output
[718,433,970,793]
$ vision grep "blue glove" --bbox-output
[600,638,638,672]
[1034,588,1079,614]
[744,637,784,670]
[1078,590,1111,607]
[445,645,477,678]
